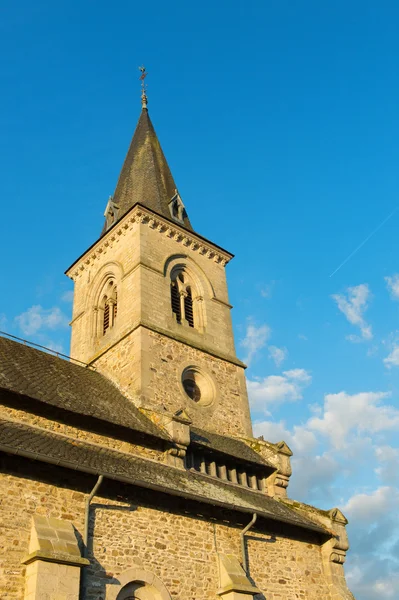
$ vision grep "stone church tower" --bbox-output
[0,81,355,600]
[67,94,251,440]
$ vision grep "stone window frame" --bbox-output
[170,269,196,328]
[166,257,210,333]
[88,261,123,341]
[99,278,118,336]
[107,566,172,600]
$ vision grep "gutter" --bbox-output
[0,443,328,538]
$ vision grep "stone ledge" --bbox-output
[21,550,90,568]
[217,583,262,596]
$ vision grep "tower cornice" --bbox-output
[66,203,233,281]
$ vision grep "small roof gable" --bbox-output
[0,336,168,441]
[191,427,274,470]
[103,108,193,235]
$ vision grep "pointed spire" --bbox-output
[102,69,193,235]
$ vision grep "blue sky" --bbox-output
[1,2,399,597]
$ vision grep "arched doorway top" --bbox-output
[107,566,172,600]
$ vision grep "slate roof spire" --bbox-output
[102,68,193,235]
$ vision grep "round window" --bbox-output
[181,367,215,406]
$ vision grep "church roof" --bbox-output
[105,107,193,233]
[191,428,268,467]
[0,336,273,469]
[0,418,328,537]
[0,336,168,441]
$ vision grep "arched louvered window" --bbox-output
[113,289,118,321]
[184,287,194,327]
[103,299,110,334]
[100,279,118,336]
[171,281,181,322]
[171,271,196,329]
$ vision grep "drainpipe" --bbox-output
[81,475,104,600]
[240,513,257,575]
[84,474,104,554]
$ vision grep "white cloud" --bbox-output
[332,283,373,341]
[61,290,74,303]
[308,391,399,449]
[347,561,399,600]
[383,345,399,368]
[343,486,399,600]
[240,323,271,365]
[343,485,399,523]
[375,446,399,486]
[290,453,340,500]
[385,274,399,300]
[260,280,276,298]
[268,345,288,367]
[253,419,317,455]
[248,368,311,412]
[253,420,291,444]
[15,305,69,336]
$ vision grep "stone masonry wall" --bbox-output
[69,211,237,366]
[94,327,253,438]
[0,456,335,600]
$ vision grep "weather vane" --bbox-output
[139,66,148,109]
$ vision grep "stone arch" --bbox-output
[164,255,215,331]
[87,261,123,338]
[107,567,172,600]
[163,254,215,299]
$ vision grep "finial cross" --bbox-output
[139,65,148,109]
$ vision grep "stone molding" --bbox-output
[216,553,261,599]
[67,205,233,281]
[107,565,172,600]
[22,515,87,567]
[22,516,88,600]
[87,320,246,370]
[21,549,89,568]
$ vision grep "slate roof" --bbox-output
[191,427,273,469]
[0,336,168,441]
[0,418,327,536]
[106,108,193,234]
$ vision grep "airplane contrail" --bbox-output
[329,206,398,278]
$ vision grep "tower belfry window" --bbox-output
[103,300,110,334]
[100,279,118,336]
[184,287,194,327]
[170,271,196,329]
[171,281,181,321]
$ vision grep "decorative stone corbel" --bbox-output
[327,508,350,565]
[319,508,355,599]
[272,441,293,497]
[240,436,293,498]
[164,408,192,469]
[216,553,261,600]
[21,515,89,600]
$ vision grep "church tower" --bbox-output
[66,81,252,438]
